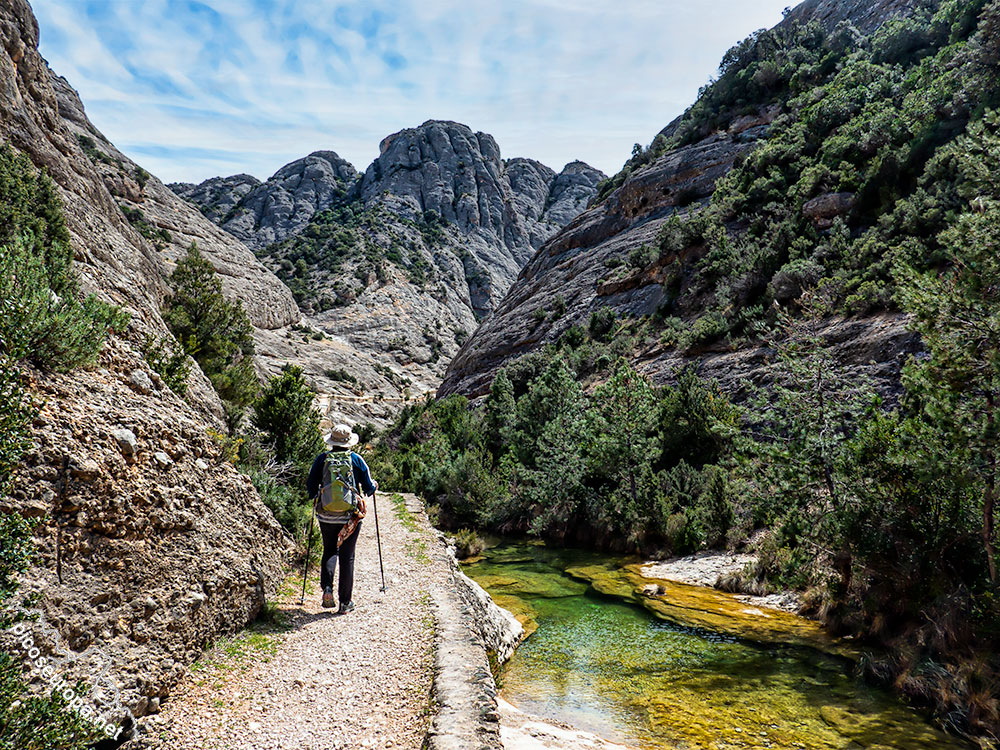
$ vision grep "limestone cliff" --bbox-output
[0,0,293,732]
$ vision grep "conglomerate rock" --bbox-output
[0,0,293,731]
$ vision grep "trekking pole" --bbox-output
[372,491,387,592]
[300,503,316,606]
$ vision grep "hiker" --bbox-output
[306,423,378,613]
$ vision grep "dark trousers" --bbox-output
[319,521,361,602]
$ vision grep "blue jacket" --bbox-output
[307,451,377,501]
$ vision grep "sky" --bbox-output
[33,1,794,184]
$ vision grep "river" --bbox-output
[463,542,974,750]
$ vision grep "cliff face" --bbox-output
[440,0,933,399]
[784,0,932,33]
[175,120,605,398]
[0,0,293,731]
[438,112,782,396]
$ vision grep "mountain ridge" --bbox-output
[173,119,605,400]
[439,0,939,399]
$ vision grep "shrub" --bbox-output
[683,311,729,350]
[352,423,376,446]
[142,335,191,395]
[121,205,171,247]
[0,154,128,374]
[558,325,586,349]
[241,456,312,539]
[0,660,103,750]
[133,166,150,189]
[451,528,485,559]
[0,239,130,371]
[628,244,656,270]
[658,317,687,348]
[588,306,617,342]
[324,367,359,386]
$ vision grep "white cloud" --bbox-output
[32,0,793,183]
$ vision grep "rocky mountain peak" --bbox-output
[360,119,516,246]
[173,150,359,251]
[171,119,604,394]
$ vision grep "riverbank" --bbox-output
[641,551,804,613]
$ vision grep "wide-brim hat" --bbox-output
[325,423,360,449]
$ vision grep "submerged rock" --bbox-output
[566,563,857,659]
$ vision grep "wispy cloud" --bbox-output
[33,0,792,183]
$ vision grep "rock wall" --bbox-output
[438,539,524,665]
[440,111,777,398]
[52,76,299,332]
[0,0,293,733]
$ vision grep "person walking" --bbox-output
[306,423,378,614]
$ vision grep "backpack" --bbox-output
[316,450,360,517]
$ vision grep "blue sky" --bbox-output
[34,1,793,184]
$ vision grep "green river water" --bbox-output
[463,542,973,750]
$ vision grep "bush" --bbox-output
[683,311,729,350]
[164,244,257,408]
[0,660,103,750]
[0,495,34,628]
[558,325,586,349]
[242,458,312,539]
[588,306,617,342]
[451,528,485,559]
[628,244,656,270]
[142,335,191,395]
[0,237,128,372]
[324,367,358,386]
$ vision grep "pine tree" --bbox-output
[741,311,877,590]
[898,201,1000,584]
[252,365,324,476]
[165,243,257,408]
[588,358,659,543]
[484,369,515,461]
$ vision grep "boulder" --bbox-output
[802,192,856,229]
[111,428,138,457]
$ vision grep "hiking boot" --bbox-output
[337,600,355,615]
[322,588,336,609]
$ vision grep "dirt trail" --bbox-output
[130,493,450,750]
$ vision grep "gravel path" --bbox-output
[131,493,446,750]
